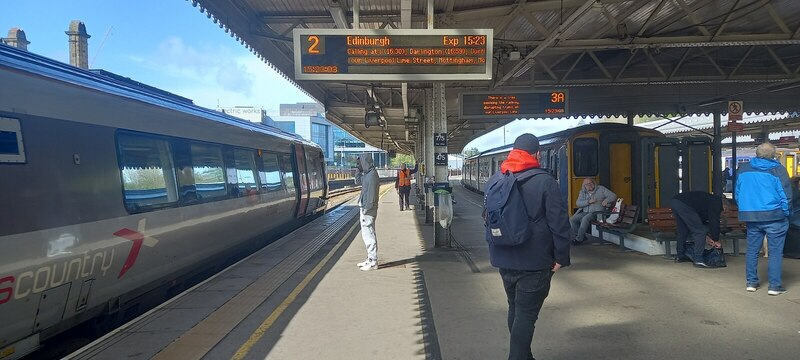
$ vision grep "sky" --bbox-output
[1,0,586,154]
[1,0,313,113]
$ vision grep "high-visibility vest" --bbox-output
[398,169,412,186]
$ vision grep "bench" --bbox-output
[593,204,640,251]
[646,207,742,258]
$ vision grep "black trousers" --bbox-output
[670,198,707,261]
[500,268,553,360]
[398,185,411,209]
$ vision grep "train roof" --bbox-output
[0,44,319,149]
[467,123,663,160]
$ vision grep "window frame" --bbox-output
[572,138,599,177]
[0,117,26,164]
[115,131,180,214]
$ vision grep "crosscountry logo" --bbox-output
[114,219,159,279]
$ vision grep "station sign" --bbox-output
[459,90,569,120]
[293,29,493,81]
[728,101,743,122]
[727,123,744,132]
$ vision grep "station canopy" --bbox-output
[193,0,800,153]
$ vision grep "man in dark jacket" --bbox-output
[735,142,792,295]
[486,133,571,360]
[669,191,723,267]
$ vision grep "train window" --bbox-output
[279,153,296,195]
[233,149,258,195]
[572,138,598,177]
[190,143,227,200]
[0,117,25,163]
[259,152,283,192]
[117,134,179,212]
[305,151,324,191]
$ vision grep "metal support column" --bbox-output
[713,112,723,196]
[731,131,737,199]
[433,82,449,247]
[424,89,435,224]
[627,111,635,126]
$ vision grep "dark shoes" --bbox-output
[572,239,585,246]
[674,256,692,263]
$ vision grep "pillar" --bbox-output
[432,82,449,247]
[713,112,722,196]
[424,89,435,224]
[66,20,90,69]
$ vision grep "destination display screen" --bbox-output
[459,91,569,120]
[293,29,493,81]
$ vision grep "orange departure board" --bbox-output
[293,29,493,81]
[459,91,569,119]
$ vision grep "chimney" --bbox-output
[2,28,30,51]
[65,20,90,69]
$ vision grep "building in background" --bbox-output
[268,103,387,168]
[217,106,273,126]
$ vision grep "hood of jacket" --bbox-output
[358,154,375,172]
[750,157,780,171]
[500,149,541,173]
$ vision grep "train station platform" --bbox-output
[67,182,800,360]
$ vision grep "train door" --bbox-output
[570,137,600,215]
[786,154,795,177]
[608,143,634,204]
[293,144,310,218]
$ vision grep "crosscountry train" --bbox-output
[463,123,665,214]
[0,44,327,358]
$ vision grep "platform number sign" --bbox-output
[728,101,743,122]
[435,153,448,166]
[434,133,447,147]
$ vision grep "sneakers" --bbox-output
[674,256,692,263]
[693,262,712,268]
[359,262,378,271]
[746,284,760,292]
[356,259,370,268]
[768,287,787,296]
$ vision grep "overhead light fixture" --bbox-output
[508,51,521,61]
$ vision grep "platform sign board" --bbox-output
[293,29,493,81]
[459,90,569,120]
[728,101,743,121]
[434,133,447,147]
[435,153,448,166]
[727,123,744,132]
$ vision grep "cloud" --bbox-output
[129,36,311,110]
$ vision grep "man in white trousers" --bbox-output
[355,154,380,271]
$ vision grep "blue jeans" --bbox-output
[500,268,553,360]
[745,220,788,289]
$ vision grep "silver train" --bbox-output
[0,45,327,358]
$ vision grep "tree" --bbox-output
[463,147,480,158]
[390,153,416,167]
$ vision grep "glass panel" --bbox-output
[572,138,598,177]
[0,131,19,155]
[280,154,296,194]
[274,121,296,133]
[190,143,227,200]
[118,134,178,211]
[233,149,258,195]
[260,152,283,192]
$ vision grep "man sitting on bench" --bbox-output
[670,191,723,267]
[571,178,617,245]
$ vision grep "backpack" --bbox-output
[483,169,547,246]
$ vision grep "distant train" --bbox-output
[463,123,665,214]
[0,44,327,358]
[724,148,799,178]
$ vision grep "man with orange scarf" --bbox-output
[486,133,571,360]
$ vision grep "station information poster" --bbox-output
[459,90,569,120]
[293,29,493,81]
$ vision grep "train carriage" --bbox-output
[0,44,326,358]
[463,123,665,215]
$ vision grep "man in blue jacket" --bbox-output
[735,142,792,296]
[486,134,571,360]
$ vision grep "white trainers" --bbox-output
[746,286,759,292]
[359,262,378,271]
[356,259,370,268]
